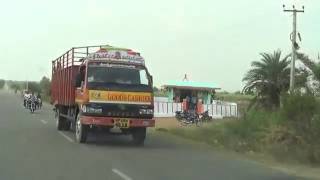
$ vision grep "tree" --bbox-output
[153,86,167,97]
[8,81,24,92]
[28,82,41,93]
[296,52,320,94]
[243,50,291,108]
[40,76,51,97]
[153,86,159,92]
[0,79,5,89]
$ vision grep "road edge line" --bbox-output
[112,168,133,180]
[40,120,48,124]
[58,131,74,143]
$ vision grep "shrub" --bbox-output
[282,94,317,122]
[0,79,5,89]
[167,95,320,164]
[281,94,320,136]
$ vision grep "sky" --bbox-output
[0,0,319,92]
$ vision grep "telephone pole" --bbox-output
[283,4,304,92]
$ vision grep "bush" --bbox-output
[40,76,51,101]
[170,111,283,153]
[0,79,5,89]
[168,99,320,164]
[28,82,41,93]
[281,94,318,125]
[8,81,24,91]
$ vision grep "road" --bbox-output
[0,91,301,180]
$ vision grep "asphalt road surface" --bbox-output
[0,91,301,180]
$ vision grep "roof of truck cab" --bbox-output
[100,45,131,51]
[85,45,145,65]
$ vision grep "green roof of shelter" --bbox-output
[163,81,220,91]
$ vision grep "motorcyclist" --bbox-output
[23,91,31,107]
[28,92,37,109]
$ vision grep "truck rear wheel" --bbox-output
[131,127,146,146]
[64,121,71,131]
[55,109,71,131]
[75,113,88,143]
[55,110,65,131]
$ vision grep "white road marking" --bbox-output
[40,120,47,124]
[58,131,74,143]
[112,169,133,180]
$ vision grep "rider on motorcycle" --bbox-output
[28,92,37,108]
[23,91,31,107]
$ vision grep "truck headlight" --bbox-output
[139,109,153,115]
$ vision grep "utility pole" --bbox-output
[283,4,304,92]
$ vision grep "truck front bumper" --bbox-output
[80,116,155,127]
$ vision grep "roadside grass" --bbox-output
[215,93,254,102]
[160,94,320,165]
[215,93,253,117]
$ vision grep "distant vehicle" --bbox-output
[51,45,154,145]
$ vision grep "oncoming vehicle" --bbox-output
[51,45,154,145]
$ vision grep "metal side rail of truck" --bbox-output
[51,45,155,145]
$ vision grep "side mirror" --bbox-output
[75,77,82,88]
[150,75,153,86]
[81,81,84,89]
[75,73,84,88]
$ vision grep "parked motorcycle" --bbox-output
[175,111,187,121]
[200,111,212,122]
[180,111,202,126]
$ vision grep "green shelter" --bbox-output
[163,81,220,104]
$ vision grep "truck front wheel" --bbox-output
[131,127,146,146]
[75,114,88,143]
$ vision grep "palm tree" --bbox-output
[296,52,320,94]
[243,50,291,108]
[297,52,320,81]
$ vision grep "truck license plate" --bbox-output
[114,119,130,128]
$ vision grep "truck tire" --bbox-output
[64,121,71,131]
[131,127,146,146]
[55,110,65,131]
[55,109,71,131]
[75,113,88,143]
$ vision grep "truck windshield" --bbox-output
[87,65,150,87]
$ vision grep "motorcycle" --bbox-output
[175,111,187,121]
[200,111,212,122]
[180,111,202,126]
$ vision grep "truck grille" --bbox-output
[106,111,138,117]
[95,103,153,118]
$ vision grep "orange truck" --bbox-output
[51,45,155,145]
